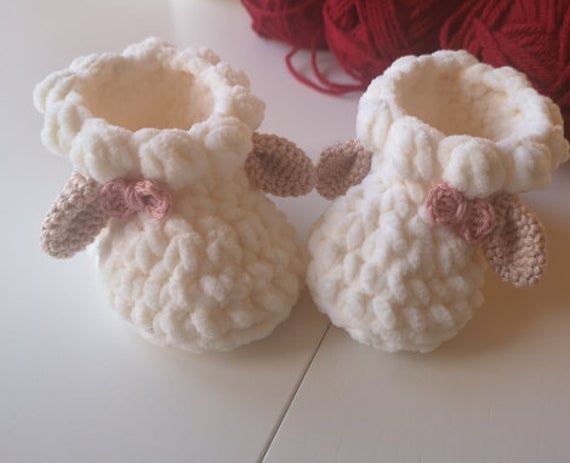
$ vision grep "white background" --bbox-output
[1,1,569,462]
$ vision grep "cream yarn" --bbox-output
[36,38,308,352]
[307,50,569,353]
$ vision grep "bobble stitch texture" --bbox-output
[36,39,305,351]
[308,50,568,353]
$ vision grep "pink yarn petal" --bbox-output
[460,198,496,243]
[426,183,469,226]
[100,179,134,218]
[426,183,496,243]
[100,178,172,220]
[133,180,172,219]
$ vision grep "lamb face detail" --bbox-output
[307,50,569,353]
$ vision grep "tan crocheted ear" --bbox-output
[41,173,108,258]
[316,140,372,199]
[481,193,547,287]
[245,133,315,197]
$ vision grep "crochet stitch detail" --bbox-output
[245,133,315,196]
[33,37,265,188]
[316,139,372,199]
[100,179,171,219]
[426,183,495,243]
[482,193,546,287]
[41,173,107,258]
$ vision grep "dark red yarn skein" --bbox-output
[241,0,327,49]
[324,0,464,87]
[242,0,465,93]
[441,0,570,135]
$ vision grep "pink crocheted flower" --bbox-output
[100,178,133,218]
[131,180,172,219]
[426,183,496,243]
[426,183,469,226]
[100,178,171,219]
[459,198,496,243]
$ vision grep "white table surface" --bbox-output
[1,1,569,462]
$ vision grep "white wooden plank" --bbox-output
[265,170,570,463]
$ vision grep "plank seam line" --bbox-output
[257,321,331,463]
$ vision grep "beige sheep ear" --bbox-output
[41,173,108,258]
[316,139,372,199]
[245,133,315,197]
[481,193,547,287]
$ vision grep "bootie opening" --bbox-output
[81,62,213,131]
[397,61,525,142]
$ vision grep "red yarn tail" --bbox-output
[285,29,367,95]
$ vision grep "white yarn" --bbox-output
[35,38,305,351]
[308,50,569,353]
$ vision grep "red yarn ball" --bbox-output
[441,0,570,135]
[241,0,327,49]
[241,0,570,119]
[322,0,465,85]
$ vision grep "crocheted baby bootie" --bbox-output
[36,38,315,352]
[307,50,569,353]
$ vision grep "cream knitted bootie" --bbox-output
[36,38,315,352]
[308,50,569,353]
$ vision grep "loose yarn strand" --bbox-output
[285,29,365,94]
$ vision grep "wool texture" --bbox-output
[35,38,306,352]
[307,50,569,353]
[240,0,327,49]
